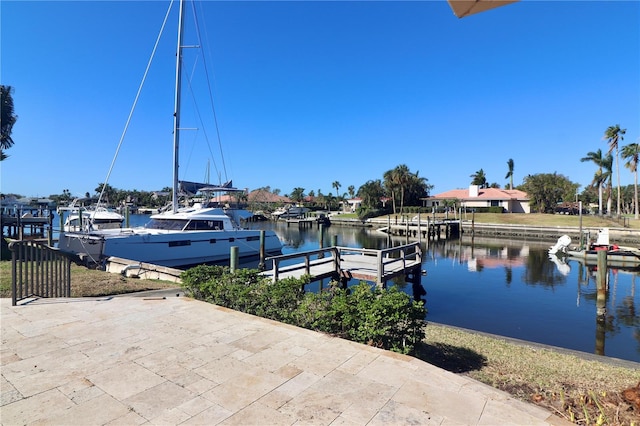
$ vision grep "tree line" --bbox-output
[2,86,637,217]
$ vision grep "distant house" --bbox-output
[247,189,290,206]
[423,185,530,213]
[343,197,391,212]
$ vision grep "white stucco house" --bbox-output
[422,185,530,213]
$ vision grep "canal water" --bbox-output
[253,220,639,364]
[48,213,639,363]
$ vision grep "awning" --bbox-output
[447,0,519,18]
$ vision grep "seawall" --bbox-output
[327,216,640,245]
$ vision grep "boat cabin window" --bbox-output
[146,219,187,230]
[184,220,224,231]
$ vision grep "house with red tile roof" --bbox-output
[423,185,530,213]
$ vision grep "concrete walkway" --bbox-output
[1,295,571,425]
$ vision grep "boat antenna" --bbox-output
[172,0,186,213]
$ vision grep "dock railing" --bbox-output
[266,247,340,282]
[264,242,422,285]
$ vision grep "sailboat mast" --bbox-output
[172,0,186,213]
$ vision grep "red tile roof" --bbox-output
[247,189,290,203]
[432,188,528,200]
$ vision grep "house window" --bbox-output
[490,200,500,207]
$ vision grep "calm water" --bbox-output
[51,214,639,363]
[254,220,640,363]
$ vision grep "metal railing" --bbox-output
[9,240,71,306]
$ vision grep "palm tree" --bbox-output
[505,159,514,189]
[604,124,627,216]
[602,154,614,216]
[332,181,341,197]
[357,179,384,209]
[347,185,355,199]
[470,169,487,188]
[290,187,305,205]
[580,149,607,215]
[383,169,398,213]
[1,85,17,161]
[621,142,640,219]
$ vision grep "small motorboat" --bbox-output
[549,228,640,267]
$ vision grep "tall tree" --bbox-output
[290,187,305,204]
[604,124,627,216]
[347,185,355,199]
[580,149,609,215]
[505,159,514,189]
[383,169,399,214]
[470,169,488,188]
[383,164,413,214]
[621,143,639,219]
[404,171,433,206]
[332,181,341,197]
[357,179,385,209]
[332,181,342,209]
[520,173,579,213]
[1,85,17,161]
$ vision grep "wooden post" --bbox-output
[596,250,607,316]
[318,224,325,259]
[230,246,238,273]
[405,219,409,244]
[125,205,130,228]
[259,230,265,271]
[471,209,475,236]
[47,211,53,246]
[595,248,607,356]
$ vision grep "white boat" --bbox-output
[58,200,124,232]
[549,228,640,267]
[58,1,282,267]
[272,205,310,219]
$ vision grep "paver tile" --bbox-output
[124,380,196,421]
[37,393,131,426]
[0,297,566,426]
[220,401,295,425]
[88,361,166,401]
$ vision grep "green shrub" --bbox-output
[180,267,426,354]
[296,282,427,354]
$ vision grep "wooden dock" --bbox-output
[261,242,423,287]
[1,213,53,243]
[380,219,461,240]
[284,218,316,228]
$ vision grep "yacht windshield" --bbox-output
[146,219,187,231]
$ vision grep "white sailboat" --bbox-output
[58,0,282,268]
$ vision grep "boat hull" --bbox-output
[58,228,282,268]
[565,249,640,267]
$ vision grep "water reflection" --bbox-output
[251,222,640,362]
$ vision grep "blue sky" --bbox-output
[2,0,639,199]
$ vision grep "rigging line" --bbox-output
[96,0,175,209]
[184,55,222,183]
[191,0,229,183]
